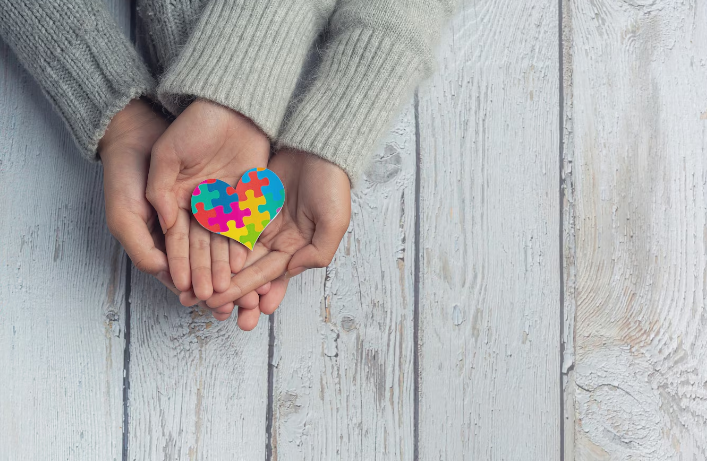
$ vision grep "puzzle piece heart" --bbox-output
[191,168,285,250]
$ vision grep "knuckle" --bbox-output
[151,138,171,160]
[133,255,156,275]
[169,230,189,243]
[334,217,351,234]
[144,184,161,205]
[318,255,334,268]
[195,238,210,251]
[314,250,335,268]
[249,264,268,285]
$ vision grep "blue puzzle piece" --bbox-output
[259,172,284,199]
[210,186,239,214]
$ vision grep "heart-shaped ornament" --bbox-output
[191,168,285,250]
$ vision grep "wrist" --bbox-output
[99,99,168,163]
[193,98,270,145]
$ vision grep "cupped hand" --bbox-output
[100,98,178,291]
[146,99,271,310]
[205,149,352,330]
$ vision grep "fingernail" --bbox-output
[158,215,167,234]
[156,270,174,288]
[284,267,306,279]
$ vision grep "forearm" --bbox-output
[136,0,209,74]
[0,0,155,160]
[157,0,336,137]
[278,0,458,184]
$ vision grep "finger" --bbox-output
[149,216,167,253]
[213,311,232,321]
[145,143,181,231]
[239,241,271,270]
[155,270,182,297]
[238,245,274,295]
[231,244,272,302]
[212,302,235,322]
[179,289,200,307]
[165,208,191,292]
[237,305,261,331]
[259,277,289,315]
[211,234,231,292]
[288,220,347,272]
[234,290,259,310]
[107,209,169,277]
[190,219,213,300]
[243,248,272,295]
[229,239,249,274]
[256,282,271,295]
[206,251,291,308]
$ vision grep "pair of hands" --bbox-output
[100,99,351,329]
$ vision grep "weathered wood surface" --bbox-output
[9,0,707,459]
[565,1,707,459]
[0,1,130,459]
[271,104,417,460]
[416,0,562,459]
[127,272,269,460]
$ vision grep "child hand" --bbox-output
[205,149,352,330]
[145,99,270,307]
[100,99,172,286]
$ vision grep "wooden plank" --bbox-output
[0,1,130,458]
[417,0,561,459]
[271,104,417,460]
[126,2,270,456]
[561,0,577,457]
[127,272,269,459]
[566,1,707,459]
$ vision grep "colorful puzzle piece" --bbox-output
[208,204,251,232]
[190,169,285,250]
[234,169,269,200]
[193,202,220,233]
[209,186,240,214]
[194,183,220,211]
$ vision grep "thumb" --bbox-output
[287,220,348,276]
[145,145,180,232]
[106,207,169,277]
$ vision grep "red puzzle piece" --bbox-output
[235,170,269,201]
[193,202,220,232]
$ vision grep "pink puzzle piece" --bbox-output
[207,204,252,232]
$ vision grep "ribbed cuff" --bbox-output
[157,0,322,138]
[0,1,155,161]
[277,29,426,185]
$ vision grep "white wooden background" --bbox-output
[1,0,706,460]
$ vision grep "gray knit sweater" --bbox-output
[0,0,455,182]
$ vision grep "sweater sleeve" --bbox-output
[278,0,457,184]
[0,1,155,161]
[157,0,336,138]
[135,0,209,75]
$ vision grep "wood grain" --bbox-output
[562,0,578,457]
[271,104,417,460]
[566,1,707,459]
[416,0,562,459]
[0,1,130,458]
[127,267,269,460]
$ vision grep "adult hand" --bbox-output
[205,149,352,330]
[145,99,271,311]
[100,98,176,291]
